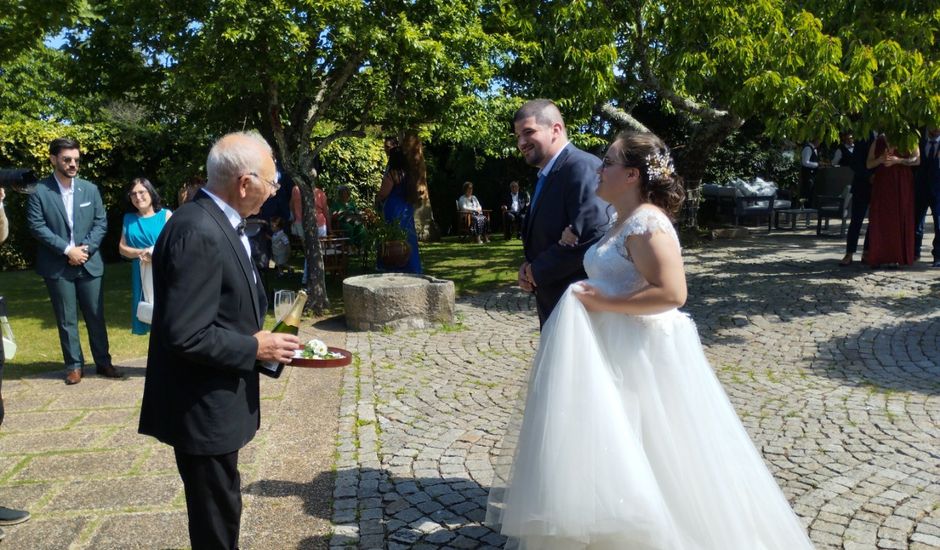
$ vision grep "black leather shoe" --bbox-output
[0,506,30,525]
[96,365,126,379]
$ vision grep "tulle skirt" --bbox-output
[486,286,813,549]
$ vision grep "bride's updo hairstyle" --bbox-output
[612,131,685,218]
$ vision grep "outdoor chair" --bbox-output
[813,167,853,236]
[319,235,350,279]
[733,192,777,230]
[700,184,738,223]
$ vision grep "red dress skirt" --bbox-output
[866,138,915,266]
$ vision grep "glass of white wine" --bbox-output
[274,289,297,322]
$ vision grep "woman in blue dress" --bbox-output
[376,142,422,273]
[118,178,172,335]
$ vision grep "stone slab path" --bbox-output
[0,318,345,549]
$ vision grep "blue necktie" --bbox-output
[530,173,548,212]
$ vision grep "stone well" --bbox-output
[343,274,455,331]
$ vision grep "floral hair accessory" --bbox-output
[645,149,675,182]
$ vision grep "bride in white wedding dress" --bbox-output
[486,132,813,549]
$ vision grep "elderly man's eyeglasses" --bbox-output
[246,172,280,191]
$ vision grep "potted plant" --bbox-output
[362,208,411,268]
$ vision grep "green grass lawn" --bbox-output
[1,236,524,374]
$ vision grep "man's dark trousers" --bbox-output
[175,449,241,549]
[0,334,5,425]
[914,189,940,261]
[845,189,870,256]
[44,272,110,372]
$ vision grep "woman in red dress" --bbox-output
[865,134,919,266]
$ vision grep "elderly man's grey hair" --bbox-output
[205,131,273,190]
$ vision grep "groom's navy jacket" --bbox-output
[523,144,607,325]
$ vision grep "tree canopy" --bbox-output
[4,0,940,268]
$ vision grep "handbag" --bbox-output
[136,260,154,324]
[0,296,15,360]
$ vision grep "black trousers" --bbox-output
[914,190,940,260]
[0,335,5,426]
[174,448,242,550]
[845,190,871,255]
[504,210,524,237]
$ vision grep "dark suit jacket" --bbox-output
[916,138,940,201]
[850,132,877,200]
[26,176,107,279]
[502,190,530,213]
[523,144,607,324]
[139,190,267,456]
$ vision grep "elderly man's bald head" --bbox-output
[204,131,277,217]
[206,132,274,191]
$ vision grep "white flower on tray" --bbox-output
[300,339,344,360]
[305,339,329,357]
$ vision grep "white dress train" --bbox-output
[486,207,813,549]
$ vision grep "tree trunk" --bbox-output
[402,132,441,241]
[675,116,744,227]
[291,169,329,315]
[597,101,743,228]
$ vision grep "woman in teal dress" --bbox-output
[118,178,172,335]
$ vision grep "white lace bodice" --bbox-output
[582,207,680,297]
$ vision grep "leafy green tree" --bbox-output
[65,0,508,312]
[493,0,940,221]
[0,0,98,64]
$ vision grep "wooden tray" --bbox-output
[288,346,352,368]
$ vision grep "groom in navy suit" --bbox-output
[513,99,608,326]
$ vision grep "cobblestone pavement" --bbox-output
[333,234,940,550]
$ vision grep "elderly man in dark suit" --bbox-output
[139,131,299,549]
[26,137,122,385]
[500,180,530,239]
[514,99,608,325]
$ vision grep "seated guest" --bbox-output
[500,180,529,239]
[458,181,489,243]
[330,185,365,248]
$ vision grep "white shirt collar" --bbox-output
[201,189,255,281]
[54,173,74,193]
[201,188,243,230]
[538,142,570,179]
